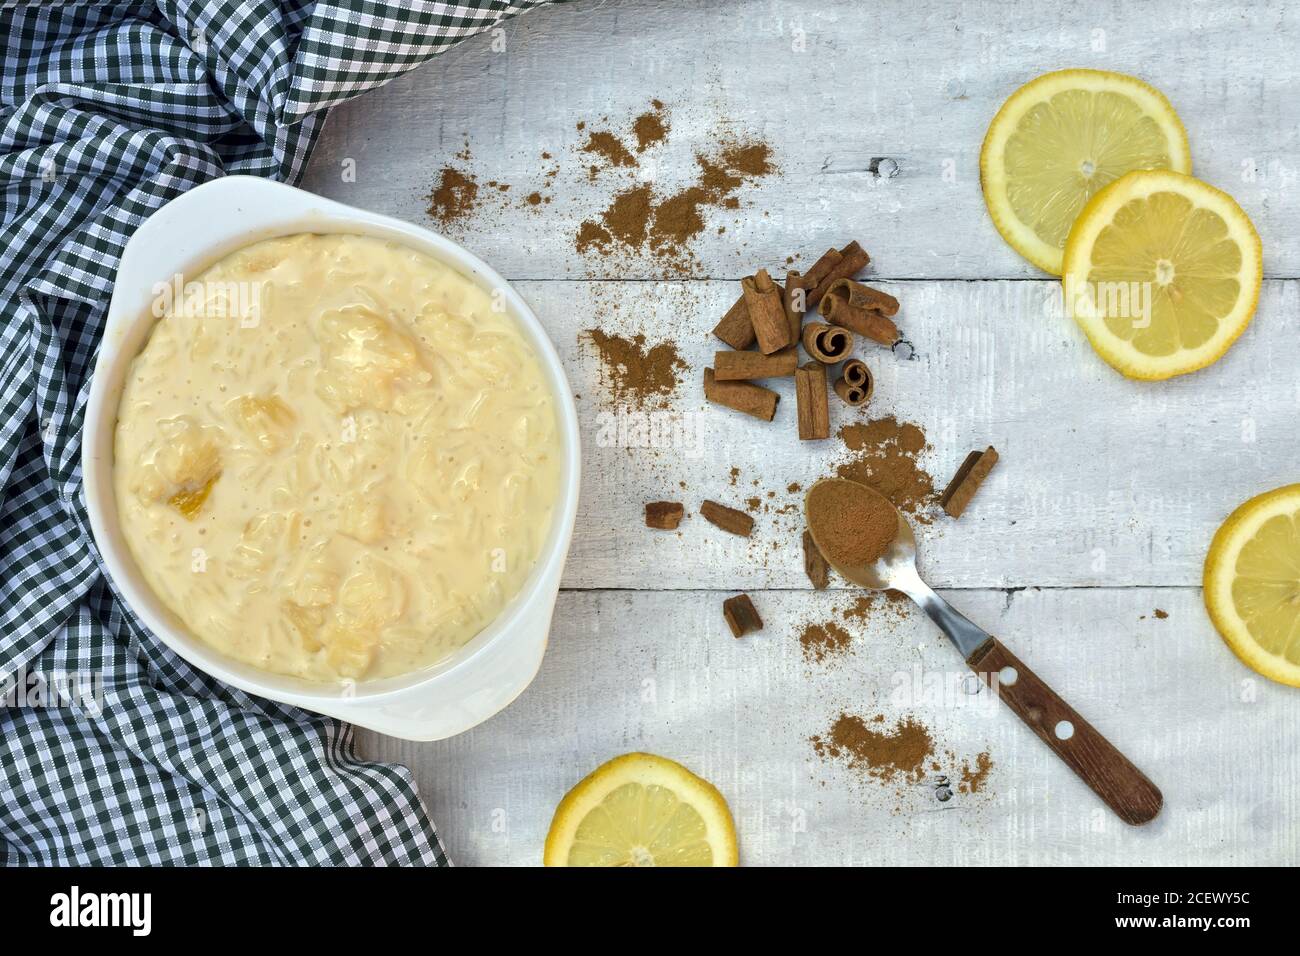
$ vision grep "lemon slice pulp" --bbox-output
[543,752,739,867]
[1204,485,1300,688]
[1061,169,1262,379]
[981,69,1191,274]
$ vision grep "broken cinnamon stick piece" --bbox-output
[713,350,797,380]
[803,529,829,590]
[701,499,755,537]
[703,367,779,422]
[807,241,870,307]
[824,277,900,317]
[645,501,684,530]
[794,361,830,441]
[819,295,900,346]
[742,268,794,354]
[801,322,853,364]
[712,291,755,350]
[940,446,999,518]
[722,594,763,638]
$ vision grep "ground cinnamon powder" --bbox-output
[584,329,687,407]
[581,129,636,168]
[799,621,852,662]
[811,713,934,783]
[834,417,936,520]
[633,107,668,151]
[427,166,479,224]
[806,479,898,568]
[959,751,993,793]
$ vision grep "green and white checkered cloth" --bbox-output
[1,0,554,866]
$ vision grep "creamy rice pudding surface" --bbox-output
[114,233,560,681]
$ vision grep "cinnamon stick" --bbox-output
[701,500,755,537]
[783,270,806,343]
[703,367,779,422]
[712,292,755,350]
[824,277,899,317]
[794,361,830,440]
[645,501,684,530]
[722,594,763,638]
[833,358,873,406]
[742,268,794,354]
[940,446,999,518]
[802,247,843,292]
[713,350,797,380]
[803,529,829,590]
[807,241,870,307]
[819,295,900,346]
[801,322,853,364]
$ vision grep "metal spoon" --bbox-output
[805,478,1162,826]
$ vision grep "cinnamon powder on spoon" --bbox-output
[806,480,898,569]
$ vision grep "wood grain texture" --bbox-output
[356,588,1300,866]
[968,638,1164,826]
[299,0,1300,280]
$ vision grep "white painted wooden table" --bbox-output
[298,0,1300,865]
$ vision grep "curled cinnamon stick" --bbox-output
[742,268,794,354]
[824,277,900,317]
[704,367,779,421]
[807,241,870,307]
[794,361,830,441]
[712,291,755,350]
[819,294,900,347]
[841,358,870,388]
[833,358,873,406]
[801,322,853,364]
[713,350,798,380]
[783,270,806,343]
[802,247,843,292]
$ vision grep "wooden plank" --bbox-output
[299,0,1300,280]
[356,587,1300,866]
[519,278,1299,590]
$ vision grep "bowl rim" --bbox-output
[82,175,580,706]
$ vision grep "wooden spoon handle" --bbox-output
[967,638,1163,826]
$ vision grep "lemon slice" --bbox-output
[981,69,1191,274]
[1062,169,1262,379]
[1204,485,1300,687]
[543,753,738,867]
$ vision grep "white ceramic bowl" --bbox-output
[83,176,580,741]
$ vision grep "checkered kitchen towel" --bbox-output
[1,0,556,866]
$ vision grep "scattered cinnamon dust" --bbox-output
[427,167,480,224]
[1153,608,1169,620]
[633,107,669,152]
[959,751,993,793]
[583,329,687,407]
[581,129,636,168]
[834,417,937,520]
[812,713,934,784]
[799,621,852,663]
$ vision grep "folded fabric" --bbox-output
[0,0,555,866]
